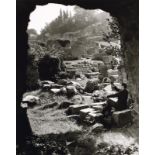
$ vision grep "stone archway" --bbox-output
[16,0,139,144]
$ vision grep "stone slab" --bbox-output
[80,108,95,118]
[68,104,89,114]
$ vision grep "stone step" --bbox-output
[68,102,106,114]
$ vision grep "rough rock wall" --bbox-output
[118,2,139,110]
[16,2,36,144]
[16,0,139,144]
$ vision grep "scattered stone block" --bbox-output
[80,108,95,119]
[50,88,61,94]
[70,81,82,87]
[51,83,63,89]
[40,80,55,90]
[42,84,52,90]
[68,104,89,114]
[92,105,103,112]
[40,80,54,86]
[91,123,104,133]
[88,112,103,122]
[66,85,78,97]
[21,95,40,108]
[109,98,118,103]
[60,87,67,94]
[67,114,79,118]
[92,90,102,97]
[71,95,83,104]
[92,90,106,102]
[112,109,132,127]
[20,102,28,108]
[76,78,82,81]
[68,102,106,115]
[82,95,93,104]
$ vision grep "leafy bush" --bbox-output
[85,80,99,93]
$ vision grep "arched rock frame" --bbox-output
[16,0,139,144]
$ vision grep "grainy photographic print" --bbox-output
[16,0,139,155]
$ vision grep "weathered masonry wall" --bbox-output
[16,0,139,144]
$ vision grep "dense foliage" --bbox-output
[38,6,99,40]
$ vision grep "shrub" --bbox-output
[38,54,61,81]
[85,80,99,93]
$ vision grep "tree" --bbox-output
[39,6,100,38]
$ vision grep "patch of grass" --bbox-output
[28,106,82,135]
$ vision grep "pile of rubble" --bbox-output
[22,75,132,129]
[22,49,132,129]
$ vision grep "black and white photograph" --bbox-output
[16,0,139,154]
